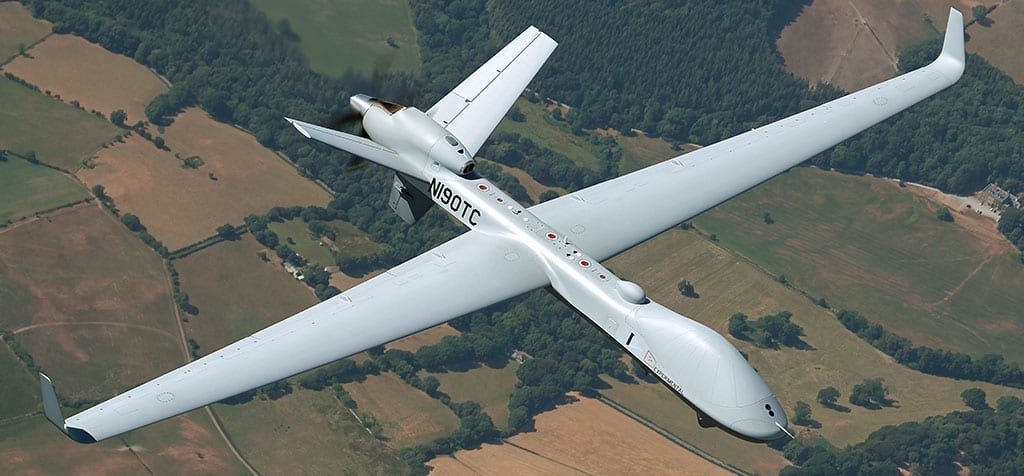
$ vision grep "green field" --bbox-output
[177,235,318,351]
[604,228,1024,473]
[0,206,183,400]
[495,99,604,171]
[345,372,460,447]
[0,77,120,171]
[269,219,337,265]
[0,2,50,62]
[428,362,519,429]
[0,341,38,420]
[329,219,384,256]
[693,167,1024,364]
[0,157,89,223]
[215,389,406,474]
[251,0,420,77]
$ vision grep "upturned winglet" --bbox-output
[937,9,966,77]
[39,373,96,444]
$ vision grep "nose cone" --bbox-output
[727,396,790,441]
[350,94,373,115]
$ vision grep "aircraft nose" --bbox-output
[729,397,790,441]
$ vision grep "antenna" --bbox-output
[775,421,795,440]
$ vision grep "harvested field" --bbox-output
[0,2,50,62]
[176,235,318,351]
[3,34,168,123]
[483,159,565,202]
[605,227,1024,470]
[0,413,244,476]
[344,372,459,447]
[385,323,459,352]
[251,0,421,77]
[77,108,330,250]
[214,389,404,475]
[777,0,936,91]
[915,0,1024,83]
[0,205,185,400]
[0,157,89,223]
[428,362,518,429]
[429,396,730,475]
[0,76,120,170]
[694,166,1024,363]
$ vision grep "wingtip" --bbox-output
[939,8,966,69]
[39,372,65,429]
[285,117,312,139]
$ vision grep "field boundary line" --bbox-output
[0,31,53,66]
[11,321,177,340]
[157,252,259,475]
[498,439,592,475]
[597,395,748,476]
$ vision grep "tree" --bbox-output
[960,387,988,410]
[817,386,840,407]
[121,213,144,232]
[849,378,888,408]
[792,400,813,426]
[727,313,750,339]
[153,136,166,150]
[763,211,774,224]
[996,395,1023,414]
[216,223,239,240]
[0,149,7,162]
[92,184,107,199]
[677,279,697,298]
[936,206,954,222]
[110,109,127,126]
[972,5,990,25]
[539,190,559,203]
[24,151,38,164]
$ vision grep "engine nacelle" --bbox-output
[360,96,476,177]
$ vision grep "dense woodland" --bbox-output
[18,0,1024,472]
[781,402,1024,475]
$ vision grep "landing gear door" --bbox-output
[388,172,434,225]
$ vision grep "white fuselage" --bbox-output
[420,161,788,441]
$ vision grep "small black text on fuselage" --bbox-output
[430,178,481,226]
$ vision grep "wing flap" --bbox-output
[531,9,964,261]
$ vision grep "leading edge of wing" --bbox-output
[531,8,965,262]
[55,231,548,442]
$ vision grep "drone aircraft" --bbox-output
[41,9,965,444]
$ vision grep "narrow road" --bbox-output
[11,321,176,340]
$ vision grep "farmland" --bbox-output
[176,235,318,351]
[776,0,935,91]
[494,99,603,171]
[693,166,1024,363]
[427,396,731,475]
[77,109,330,250]
[604,226,1024,471]
[385,323,459,352]
[0,2,50,62]
[0,157,89,224]
[428,362,519,428]
[214,389,405,475]
[0,76,120,171]
[250,0,421,77]
[0,205,184,400]
[344,372,459,447]
[269,219,337,265]
[914,0,1024,83]
[3,33,168,123]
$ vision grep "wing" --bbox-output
[43,232,548,443]
[426,26,557,156]
[531,9,965,261]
